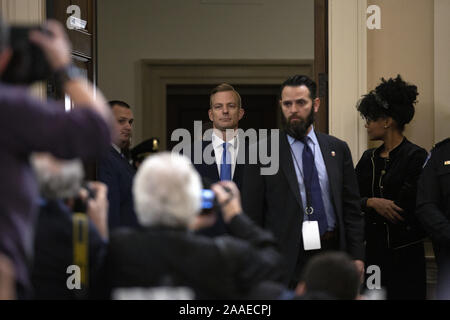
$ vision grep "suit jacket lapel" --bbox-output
[111,146,135,174]
[280,132,304,209]
[316,132,339,208]
[203,141,220,181]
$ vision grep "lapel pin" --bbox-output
[331,151,336,157]
[445,160,450,166]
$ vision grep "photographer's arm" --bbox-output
[211,181,277,246]
[29,20,113,128]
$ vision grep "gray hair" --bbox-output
[133,152,202,228]
[31,153,84,200]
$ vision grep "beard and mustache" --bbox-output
[281,107,315,140]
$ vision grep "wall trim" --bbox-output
[328,0,367,163]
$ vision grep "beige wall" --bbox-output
[434,0,450,143]
[97,0,315,144]
[367,0,435,151]
[328,0,367,163]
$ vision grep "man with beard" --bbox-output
[97,101,139,230]
[242,75,364,288]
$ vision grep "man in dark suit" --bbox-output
[242,75,365,288]
[193,83,245,188]
[97,101,139,230]
[189,84,247,235]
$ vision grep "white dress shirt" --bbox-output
[211,131,239,179]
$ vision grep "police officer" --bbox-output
[130,137,160,169]
[416,138,450,299]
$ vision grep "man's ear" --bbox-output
[208,108,214,122]
[313,97,320,113]
[238,107,244,121]
[0,48,12,75]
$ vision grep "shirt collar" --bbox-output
[287,126,318,147]
[112,143,121,154]
[212,130,238,149]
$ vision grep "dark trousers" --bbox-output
[365,226,426,300]
[289,230,339,289]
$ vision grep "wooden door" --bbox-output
[314,0,329,134]
[46,0,98,179]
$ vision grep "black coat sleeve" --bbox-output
[218,214,285,293]
[341,141,365,261]
[241,157,266,227]
[416,150,450,245]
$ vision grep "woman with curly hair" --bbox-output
[355,75,428,299]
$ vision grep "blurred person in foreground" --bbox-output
[106,152,285,299]
[0,17,112,299]
[30,153,108,299]
[294,251,362,300]
[0,254,16,300]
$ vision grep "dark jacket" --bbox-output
[97,146,139,230]
[181,138,249,236]
[416,138,450,299]
[0,83,110,297]
[356,138,428,249]
[242,131,364,284]
[416,138,450,254]
[31,199,108,299]
[106,214,285,299]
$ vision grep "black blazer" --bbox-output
[181,138,249,236]
[192,139,247,191]
[242,131,365,283]
[32,199,107,299]
[356,138,428,249]
[97,146,139,230]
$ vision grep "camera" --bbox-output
[72,183,97,214]
[200,186,233,215]
[200,189,217,215]
[1,25,53,85]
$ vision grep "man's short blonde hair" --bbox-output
[133,152,202,228]
[210,83,242,108]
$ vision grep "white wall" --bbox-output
[97,0,315,144]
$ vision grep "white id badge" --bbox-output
[302,221,321,250]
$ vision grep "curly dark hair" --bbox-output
[356,75,418,131]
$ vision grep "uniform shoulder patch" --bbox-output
[434,138,450,149]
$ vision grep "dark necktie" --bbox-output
[301,137,328,235]
[220,142,232,181]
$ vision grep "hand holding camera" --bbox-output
[211,181,242,224]
[75,182,109,240]
[29,20,72,71]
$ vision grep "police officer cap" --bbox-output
[131,138,160,161]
